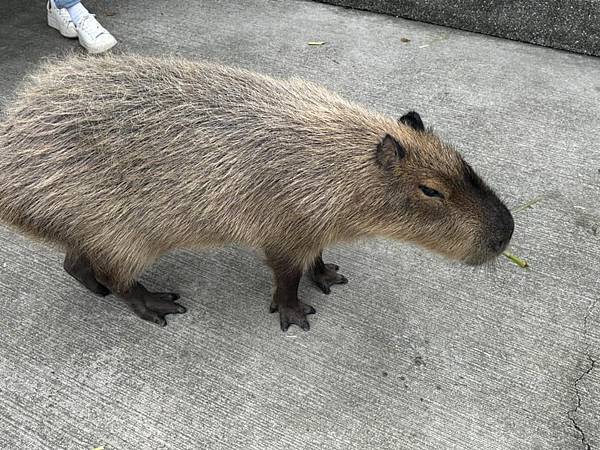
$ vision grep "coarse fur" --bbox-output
[0,54,513,328]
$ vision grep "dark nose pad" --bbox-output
[507,214,515,240]
[489,236,508,253]
[489,213,514,254]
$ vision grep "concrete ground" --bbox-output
[0,1,599,449]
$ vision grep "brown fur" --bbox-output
[0,54,511,296]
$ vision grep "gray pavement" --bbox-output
[1,1,599,449]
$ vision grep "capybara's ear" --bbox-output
[399,111,425,131]
[376,134,405,169]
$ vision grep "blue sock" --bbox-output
[66,2,89,26]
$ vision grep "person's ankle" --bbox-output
[67,2,90,27]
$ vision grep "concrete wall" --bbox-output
[315,0,600,56]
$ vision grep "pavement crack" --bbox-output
[567,355,596,450]
[567,297,598,450]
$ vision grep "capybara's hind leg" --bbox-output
[95,270,186,327]
[63,251,110,297]
[308,251,348,295]
[266,249,315,332]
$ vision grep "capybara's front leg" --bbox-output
[309,251,348,294]
[265,250,315,331]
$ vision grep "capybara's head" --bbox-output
[371,111,514,265]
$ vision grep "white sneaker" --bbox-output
[47,1,77,38]
[76,14,117,54]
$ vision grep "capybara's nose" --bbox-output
[488,209,514,254]
[489,236,508,254]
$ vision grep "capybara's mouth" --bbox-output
[462,250,502,266]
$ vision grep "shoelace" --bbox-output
[78,15,105,38]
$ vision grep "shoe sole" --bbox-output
[47,12,77,38]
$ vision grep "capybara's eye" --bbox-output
[419,185,444,199]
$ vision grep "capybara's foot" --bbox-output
[310,262,348,294]
[270,301,316,331]
[123,283,186,326]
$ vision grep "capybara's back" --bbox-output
[0,54,513,330]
